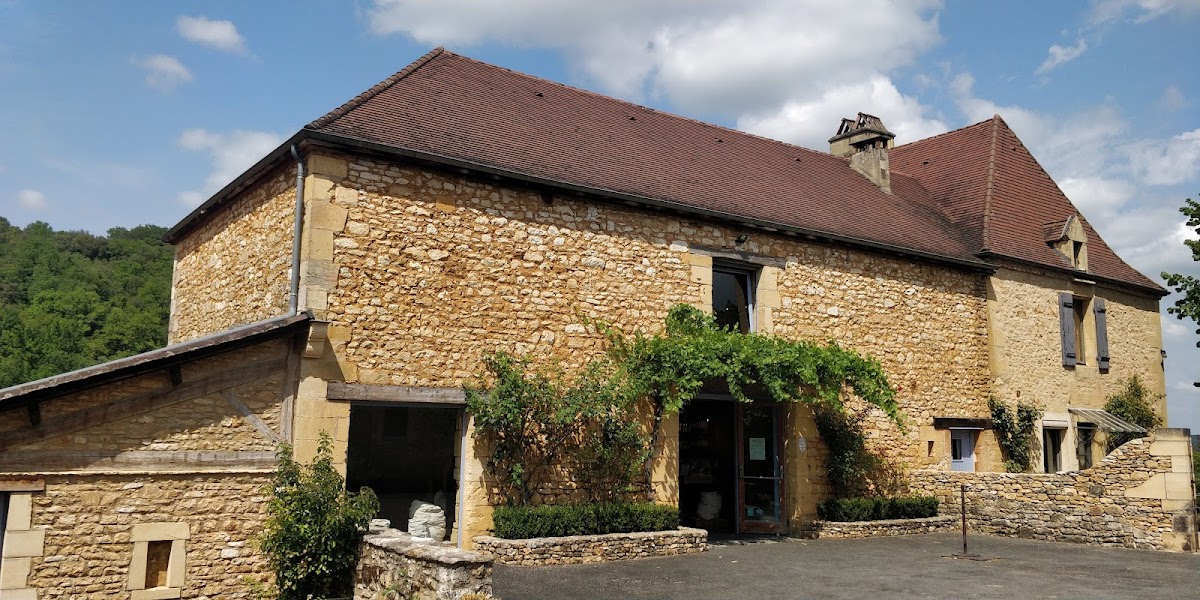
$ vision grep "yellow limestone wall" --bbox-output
[262,151,992,543]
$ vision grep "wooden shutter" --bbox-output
[1094,298,1110,370]
[1059,293,1076,367]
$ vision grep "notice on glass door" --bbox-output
[749,437,766,461]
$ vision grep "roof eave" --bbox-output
[304,129,995,273]
[162,131,309,244]
[977,251,1169,297]
[0,313,311,411]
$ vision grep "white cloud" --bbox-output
[1125,129,1200,186]
[16,188,46,210]
[1089,0,1200,25]
[365,0,944,147]
[176,129,282,206]
[177,15,248,55]
[1035,39,1088,75]
[1159,85,1187,111]
[131,54,193,92]
[738,75,948,150]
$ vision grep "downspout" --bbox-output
[288,145,305,315]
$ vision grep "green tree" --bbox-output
[0,218,172,388]
[1104,375,1164,451]
[1160,196,1199,386]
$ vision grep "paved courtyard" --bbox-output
[493,533,1200,599]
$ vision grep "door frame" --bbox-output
[735,402,786,534]
[949,428,979,472]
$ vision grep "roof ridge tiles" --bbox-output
[893,115,999,153]
[307,46,446,130]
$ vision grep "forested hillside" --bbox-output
[0,217,173,388]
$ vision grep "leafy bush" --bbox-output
[1104,375,1163,451]
[260,433,380,600]
[817,496,938,522]
[812,405,905,498]
[989,397,1042,472]
[492,502,679,539]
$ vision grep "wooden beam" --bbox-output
[222,390,284,445]
[326,383,466,406]
[0,451,275,473]
[26,401,40,427]
[0,358,287,452]
[279,334,303,443]
[168,365,183,387]
[0,477,45,492]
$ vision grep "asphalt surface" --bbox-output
[493,533,1200,599]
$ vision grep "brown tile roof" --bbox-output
[891,117,1163,293]
[305,48,983,266]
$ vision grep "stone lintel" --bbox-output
[131,522,190,542]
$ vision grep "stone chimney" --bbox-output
[829,112,895,194]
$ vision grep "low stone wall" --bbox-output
[810,515,957,539]
[473,527,708,566]
[910,429,1197,552]
[355,530,494,600]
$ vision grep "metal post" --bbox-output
[960,483,968,554]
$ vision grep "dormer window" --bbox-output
[1044,215,1088,271]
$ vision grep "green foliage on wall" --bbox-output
[988,397,1043,472]
[0,218,173,387]
[260,433,380,600]
[465,352,649,506]
[468,304,901,505]
[813,405,905,498]
[601,304,900,421]
[1104,375,1164,451]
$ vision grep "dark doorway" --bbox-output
[679,400,738,533]
[346,405,460,536]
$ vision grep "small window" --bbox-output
[1043,427,1065,473]
[1073,297,1089,365]
[145,541,172,588]
[713,268,755,333]
[1072,241,1083,268]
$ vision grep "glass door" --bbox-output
[737,404,784,534]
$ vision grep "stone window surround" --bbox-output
[127,522,190,600]
[684,243,783,336]
[1,478,46,600]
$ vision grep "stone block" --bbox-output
[131,587,183,600]
[758,289,782,309]
[435,196,457,212]
[0,556,31,589]
[690,265,712,285]
[6,493,32,531]
[131,522,190,542]
[304,175,336,201]
[309,155,349,179]
[296,376,329,399]
[758,266,780,291]
[1149,440,1189,457]
[309,200,349,232]
[304,228,335,262]
[1170,455,1193,473]
[1161,499,1192,512]
[334,186,360,205]
[685,253,712,268]
[1,530,44,558]
[0,589,36,600]
[1163,472,1193,500]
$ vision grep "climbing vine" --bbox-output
[988,397,1043,472]
[467,304,903,506]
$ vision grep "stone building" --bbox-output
[0,47,1189,598]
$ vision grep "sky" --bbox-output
[1,1,1198,430]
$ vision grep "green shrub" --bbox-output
[492,502,680,539]
[817,496,938,522]
[260,433,379,600]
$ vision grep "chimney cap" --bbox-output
[829,112,895,144]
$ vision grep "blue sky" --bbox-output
[1,1,1198,430]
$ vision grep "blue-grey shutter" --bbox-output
[1094,298,1110,370]
[1059,293,1076,367]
